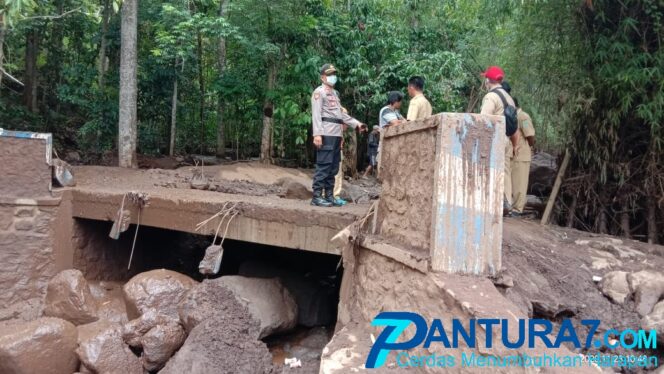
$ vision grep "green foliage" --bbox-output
[1,0,36,25]
[1,0,664,241]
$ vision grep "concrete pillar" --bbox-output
[375,113,506,275]
[0,129,72,320]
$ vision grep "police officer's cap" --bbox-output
[320,64,337,76]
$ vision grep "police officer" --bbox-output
[311,64,366,207]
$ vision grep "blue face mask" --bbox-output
[327,75,338,86]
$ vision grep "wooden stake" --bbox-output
[541,149,570,226]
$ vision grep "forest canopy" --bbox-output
[1,0,663,243]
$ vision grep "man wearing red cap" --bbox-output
[480,66,519,216]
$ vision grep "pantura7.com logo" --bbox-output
[366,312,658,370]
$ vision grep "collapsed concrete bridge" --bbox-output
[0,115,599,373]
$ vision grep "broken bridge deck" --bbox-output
[66,166,369,255]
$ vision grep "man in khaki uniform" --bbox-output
[406,76,432,121]
[479,66,519,216]
[511,98,535,214]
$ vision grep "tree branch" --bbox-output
[0,67,24,87]
[20,7,88,21]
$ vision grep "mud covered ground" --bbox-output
[72,161,379,202]
[501,217,664,359]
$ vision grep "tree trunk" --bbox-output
[620,201,631,238]
[0,14,5,90]
[98,0,111,89]
[598,208,608,234]
[46,0,65,112]
[118,0,138,168]
[260,63,276,163]
[647,199,658,244]
[566,194,578,228]
[344,130,358,178]
[169,77,178,156]
[197,31,205,154]
[23,28,39,112]
[541,149,570,225]
[215,0,229,158]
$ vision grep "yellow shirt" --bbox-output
[406,93,432,121]
[514,109,535,162]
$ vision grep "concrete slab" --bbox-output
[67,166,370,255]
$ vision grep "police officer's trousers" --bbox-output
[312,136,342,195]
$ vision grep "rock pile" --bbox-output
[0,268,304,373]
[598,268,664,341]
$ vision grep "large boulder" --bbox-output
[76,323,142,374]
[178,279,240,333]
[179,275,297,339]
[141,319,186,371]
[0,317,78,374]
[122,309,186,371]
[635,280,664,317]
[238,261,337,327]
[122,308,175,347]
[77,319,114,345]
[160,302,275,374]
[599,271,631,304]
[642,300,664,341]
[43,269,98,325]
[628,270,664,293]
[219,276,296,338]
[123,269,196,319]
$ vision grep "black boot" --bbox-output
[311,190,333,207]
[503,197,513,217]
[325,191,342,207]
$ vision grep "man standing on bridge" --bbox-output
[311,64,366,207]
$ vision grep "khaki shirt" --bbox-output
[480,88,517,159]
[311,84,361,137]
[480,89,514,116]
[406,93,432,121]
[514,109,535,162]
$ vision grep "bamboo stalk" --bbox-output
[541,149,570,225]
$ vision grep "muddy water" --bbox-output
[265,326,333,373]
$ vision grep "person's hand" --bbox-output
[358,123,368,133]
[313,136,323,149]
[341,137,345,148]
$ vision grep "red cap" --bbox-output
[481,66,504,82]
